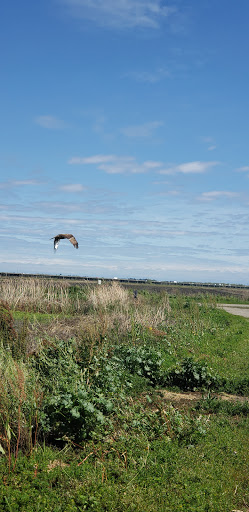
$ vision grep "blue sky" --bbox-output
[1,0,249,283]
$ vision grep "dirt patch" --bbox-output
[47,460,70,472]
[217,304,249,318]
[157,390,249,408]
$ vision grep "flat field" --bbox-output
[0,276,249,511]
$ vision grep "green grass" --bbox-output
[0,279,249,511]
[0,415,248,511]
[13,311,65,322]
[165,298,249,385]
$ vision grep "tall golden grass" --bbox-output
[0,277,172,355]
[0,351,39,459]
[4,280,171,351]
[0,277,72,313]
[79,282,170,342]
[89,281,130,310]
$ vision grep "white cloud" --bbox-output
[35,115,66,129]
[68,155,116,165]
[121,121,164,138]
[198,191,239,202]
[236,166,249,172]
[59,184,87,193]
[0,179,42,189]
[69,155,220,176]
[208,145,217,151]
[68,154,163,174]
[99,159,146,174]
[154,189,181,197]
[159,161,219,175]
[60,0,177,29]
[201,136,213,144]
[144,161,163,169]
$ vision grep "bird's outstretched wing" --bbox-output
[54,238,60,250]
[67,235,78,249]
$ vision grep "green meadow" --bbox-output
[0,277,249,511]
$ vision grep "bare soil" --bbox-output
[157,390,249,408]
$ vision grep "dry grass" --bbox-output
[0,277,72,313]
[0,352,39,455]
[0,279,172,354]
[134,294,171,327]
[88,281,130,311]
[30,284,170,346]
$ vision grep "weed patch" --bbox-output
[0,301,17,353]
[195,395,249,415]
[166,357,219,391]
[1,278,249,511]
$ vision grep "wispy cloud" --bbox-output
[69,155,116,165]
[59,184,87,193]
[159,161,219,175]
[68,154,163,174]
[0,179,42,190]
[236,166,249,172]
[97,158,155,175]
[201,136,217,152]
[126,46,208,85]
[59,0,177,29]
[153,189,181,197]
[69,155,220,176]
[92,113,105,131]
[152,180,170,185]
[35,115,66,129]
[121,121,164,138]
[124,67,170,83]
[143,161,163,169]
[198,191,239,202]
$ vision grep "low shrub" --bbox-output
[116,401,208,444]
[220,376,249,396]
[33,340,119,442]
[41,384,114,442]
[195,395,249,416]
[166,357,218,391]
[114,345,169,385]
[33,340,175,442]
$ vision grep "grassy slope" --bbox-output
[0,279,249,511]
[1,416,249,512]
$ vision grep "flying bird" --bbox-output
[51,234,79,251]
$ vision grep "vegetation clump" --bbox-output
[0,300,17,354]
[0,277,249,511]
[166,357,218,391]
